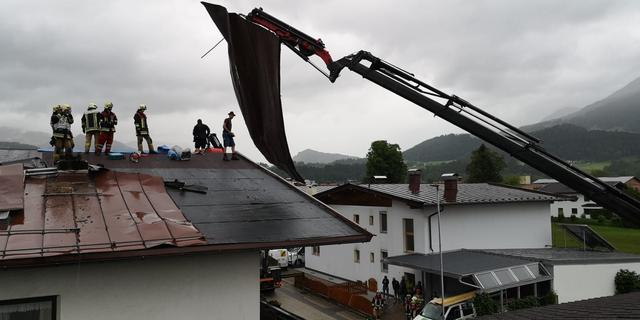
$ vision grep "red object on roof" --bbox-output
[0,169,206,262]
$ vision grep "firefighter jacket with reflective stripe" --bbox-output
[81,110,101,132]
[51,113,73,139]
[134,111,149,136]
[100,110,117,132]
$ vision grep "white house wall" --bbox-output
[436,202,552,251]
[550,195,587,217]
[0,251,258,320]
[306,200,552,288]
[553,262,640,303]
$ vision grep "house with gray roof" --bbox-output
[304,170,565,300]
[532,176,640,218]
[0,150,372,320]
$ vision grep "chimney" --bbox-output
[408,169,422,194]
[441,173,459,202]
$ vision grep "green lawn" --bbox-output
[552,223,640,254]
[572,160,611,173]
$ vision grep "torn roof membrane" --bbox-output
[202,2,304,182]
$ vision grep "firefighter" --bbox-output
[96,102,117,156]
[133,104,156,154]
[81,103,101,154]
[371,291,385,319]
[51,104,74,162]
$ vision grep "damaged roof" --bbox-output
[0,151,371,268]
[316,183,565,207]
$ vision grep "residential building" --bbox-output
[305,172,561,296]
[533,176,640,217]
[0,151,371,320]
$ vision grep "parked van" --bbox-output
[414,291,476,320]
[287,247,305,266]
[268,249,289,268]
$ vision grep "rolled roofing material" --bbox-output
[203,2,304,182]
[0,164,24,212]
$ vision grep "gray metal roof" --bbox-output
[477,291,640,320]
[385,250,535,277]
[538,181,622,195]
[319,183,563,206]
[481,248,640,265]
[534,176,637,184]
[41,151,372,250]
[0,149,41,165]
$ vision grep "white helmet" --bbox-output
[88,103,97,110]
[138,104,147,111]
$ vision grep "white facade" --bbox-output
[552,262,640,303]
[0,251,258,320]
[306,199,552,286]
[550,194,591,217]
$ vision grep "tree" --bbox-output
[465,144,506,183]
[365,140,407,183]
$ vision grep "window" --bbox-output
[461,302,475,316]
[403,218,415,252]
[370,252,375,263]
[354,249,360,263]
[381,250,389,272]
[353,214,360,224]
[445,305,461,320]
[0,296,56,320]
[379,211,387,233]
[312,246,320,256]
[557,208,564,216]
[369,215,374,226]
[571,208,578,215]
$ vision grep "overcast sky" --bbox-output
[2,0,640,162]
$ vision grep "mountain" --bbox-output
[292,149,361,164]
[0,141,38,149]
[403,124,640,163]
[0,126,136,151]
[523,76,640,133]
[403,133,481,162]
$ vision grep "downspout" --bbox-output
[427,208,444,252]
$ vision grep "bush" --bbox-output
[540,290,558,306]
[569,215,578,222]
[615,269,640,294]
[474,293,498,316]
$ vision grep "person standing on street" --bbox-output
[392,277,400,303]
[382,276,390,298]
[222,111,238,161]
[81,103,100,154]
[96,102,117,156]
[134,104,156,154]
[192,119,210,154]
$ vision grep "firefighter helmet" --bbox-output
[138,104,147,111]
[88,103,97,110]
[105,102,113,109]
[52,104,62,112]
[61,104,71,112]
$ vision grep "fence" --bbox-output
[295,273,373,316]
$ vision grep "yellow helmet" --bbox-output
[138,104,147,111]
[105,101,113,109]
[52,104,62,112]
[61,104,71,112]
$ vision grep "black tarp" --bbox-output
[202,3,304,182]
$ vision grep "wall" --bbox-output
[553,262,640,303]
[550,194,589,217]
[306,200,552,290]
[0,251,258,320]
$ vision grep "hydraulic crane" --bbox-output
[245,8,640,226]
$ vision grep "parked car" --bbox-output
[268,249,289,269]
[415,291,476,320]
[288,247,305,266]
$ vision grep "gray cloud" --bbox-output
[2,0,640,162]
